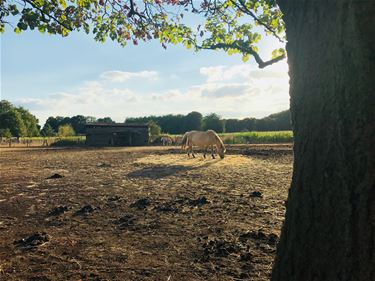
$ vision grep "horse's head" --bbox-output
[210,131,226,159]
[217,143,226,159]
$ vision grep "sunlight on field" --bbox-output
[135,154,253,168]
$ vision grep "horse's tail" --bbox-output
[181,133,188,149]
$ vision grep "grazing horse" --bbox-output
[174,136,183,146]
[161,136,173,146]
[181,130,226,159]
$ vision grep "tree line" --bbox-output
[0,100,291,138]
[41,115,114,136]
[125,110,291,134]
[0,100,116,138]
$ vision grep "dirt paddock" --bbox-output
[0,145,293,281]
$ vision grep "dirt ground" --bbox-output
[0,144,293,281]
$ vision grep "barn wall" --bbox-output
[86,134,113,146]
[85,125,149,146]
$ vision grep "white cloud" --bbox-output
[200,65,251,82]
[200,63,288,83]
[16,81,138,124]
[14,64,290,125]
[195,83,254,99]
[150,89,183,101]
[100,70,159,82]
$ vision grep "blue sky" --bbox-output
[1,24,289,126]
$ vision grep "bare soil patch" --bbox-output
[0,145,292,280]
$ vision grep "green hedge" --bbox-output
[219,131,293,144]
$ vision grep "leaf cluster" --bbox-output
[2,0,286,67]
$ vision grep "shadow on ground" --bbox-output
[127,162,217,179]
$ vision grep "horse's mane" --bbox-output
[207,130,225,148]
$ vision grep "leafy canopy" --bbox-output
[1,0,285,67]
[0,100,39,137]
[58,123,76,136]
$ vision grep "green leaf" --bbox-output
[242,54,250,62]
[34,0,44,7]
[38,25,46,33]
[272,48,286,59]
[18,22,28,31]
[14,27,22,34]
[62,28,69,37]
[59,0,67,9]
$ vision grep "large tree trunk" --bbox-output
[272,1,375,280]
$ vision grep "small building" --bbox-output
[85,123,149,146]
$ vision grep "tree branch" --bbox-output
[23,0,72,31]
[198,42,286,68]
[127,0,147,19]
[231,0,284,43]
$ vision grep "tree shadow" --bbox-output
[127,161,218,179]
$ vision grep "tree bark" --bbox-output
[272,1,375,280]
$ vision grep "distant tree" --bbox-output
[0,128,12,138]
[158,114,185,134]
[57,124,75,137]
[0,100,13,114]
[225,119,241,133]
[185,111,203,132]
[0,109,27,137]
[40,123,55,137]
[125,116,152,124]
[254,110,291,131]
[148,121,161,140]
[85,116,97,124]
[16,107,40,137]
[97,117,115,124]
[60,117,72,126]
[0,101,40,137]
[267,110,291,131]
[70,115,87,134]
[43,116,64,133]
[255,118,269,131]
[203,113,224,133]
[240,118,257,131]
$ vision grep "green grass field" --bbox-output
[169,131,293,144]
[13,136,86,146]
[219,131,293,144]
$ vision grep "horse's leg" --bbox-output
[187,143,192,157]
[187,140,190,158]
[191,145,195,158]
[211,145,215,159]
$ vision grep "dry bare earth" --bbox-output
[0,145,292,281]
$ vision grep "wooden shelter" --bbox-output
[85,123,149,146]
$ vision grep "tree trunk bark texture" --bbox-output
[272,1,375,280]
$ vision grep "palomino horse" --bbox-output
[181,130,226,159]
